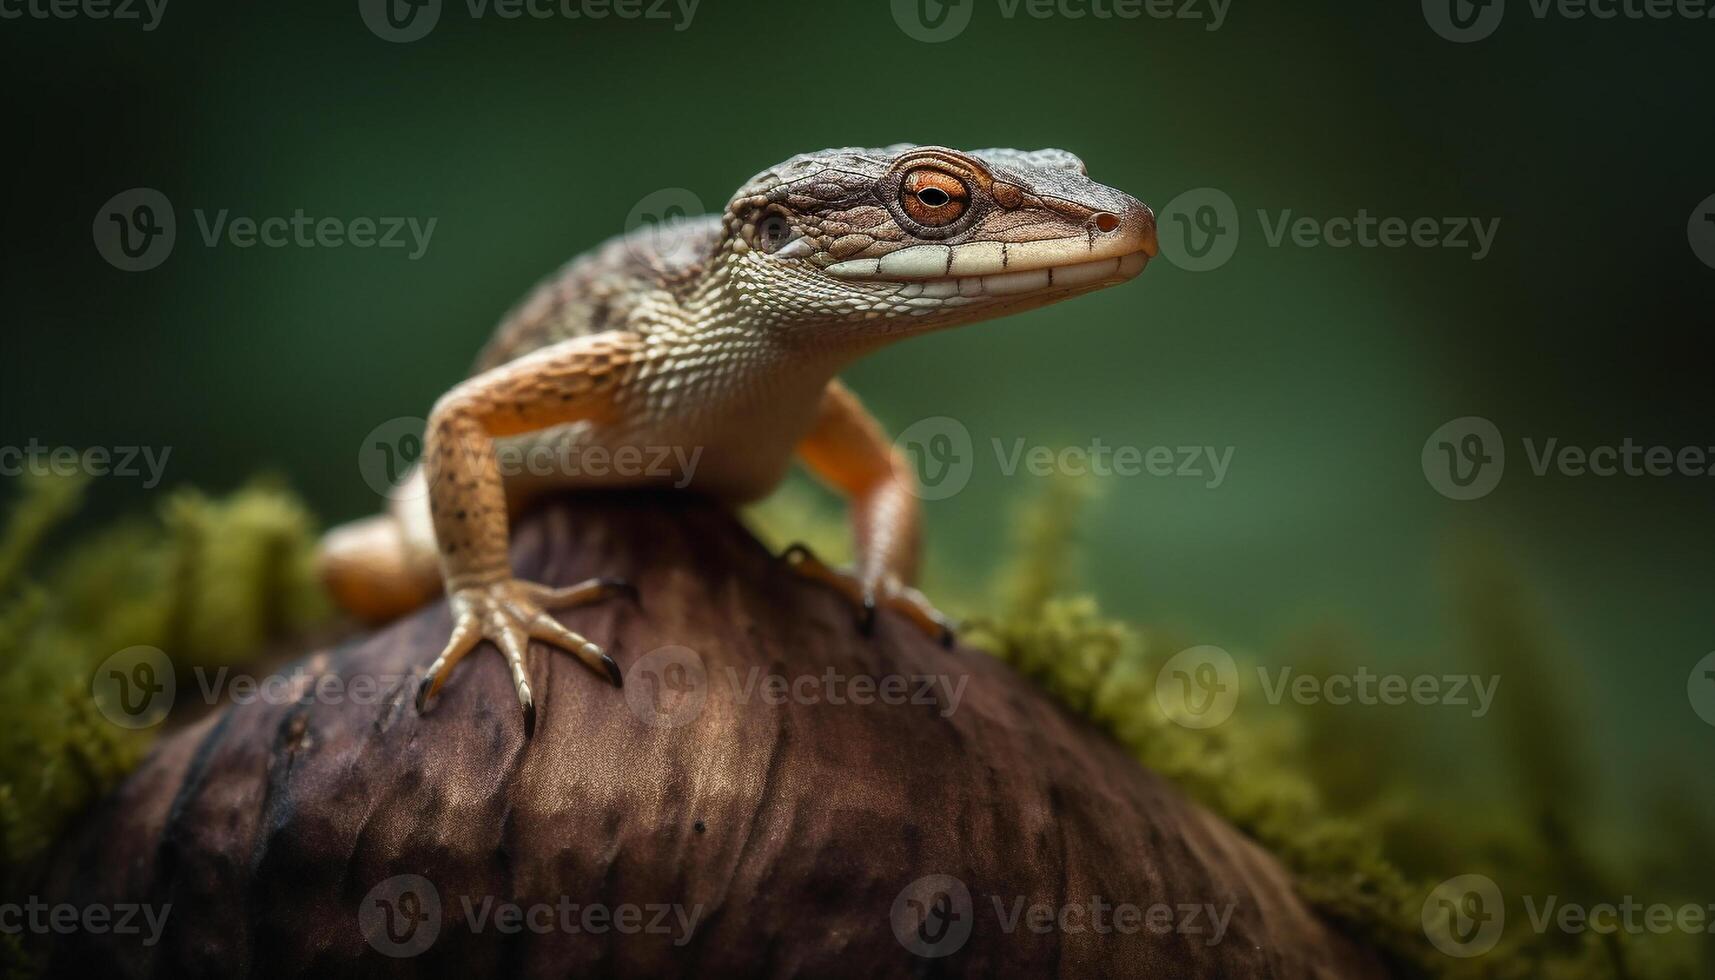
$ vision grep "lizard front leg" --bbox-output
[416,332,642,733]
[788,379,955,646]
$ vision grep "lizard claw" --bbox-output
[782,545,957,648]
[417,576,628,734]
[597,577,642,607]
[858,596,878,636]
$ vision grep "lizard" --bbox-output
[317,144,1158,735]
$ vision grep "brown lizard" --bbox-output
[317,144,1157,734]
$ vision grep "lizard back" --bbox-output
[471,214,725,374]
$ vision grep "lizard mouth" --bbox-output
[821,234,1154,297]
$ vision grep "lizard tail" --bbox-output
[317,469,443,622]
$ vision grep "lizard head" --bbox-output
[716,144,1158,344]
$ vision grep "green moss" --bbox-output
[3,470,1706,978]
[0,474,331,891]
[751,473,1710,980]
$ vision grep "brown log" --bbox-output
[36,494,1388,979]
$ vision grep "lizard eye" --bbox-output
[900,168,970,227]
[757,214,795,254]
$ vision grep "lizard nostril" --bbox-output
[1092,212,1120,233]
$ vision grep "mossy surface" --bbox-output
[1,473,1707,978]
[0,475,329,902]
[753,475,1712,980]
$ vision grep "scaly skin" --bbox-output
[318,144,1158,734]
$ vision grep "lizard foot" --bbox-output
[415,576,636,735]
[780,543,956,648]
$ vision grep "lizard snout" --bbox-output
[1090,199,1159,259]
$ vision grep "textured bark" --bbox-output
[38,494,1388,979]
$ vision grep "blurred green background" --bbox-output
[2,0,1711,891]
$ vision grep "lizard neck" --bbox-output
[682,250,904,373]
[678,258,879,377]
